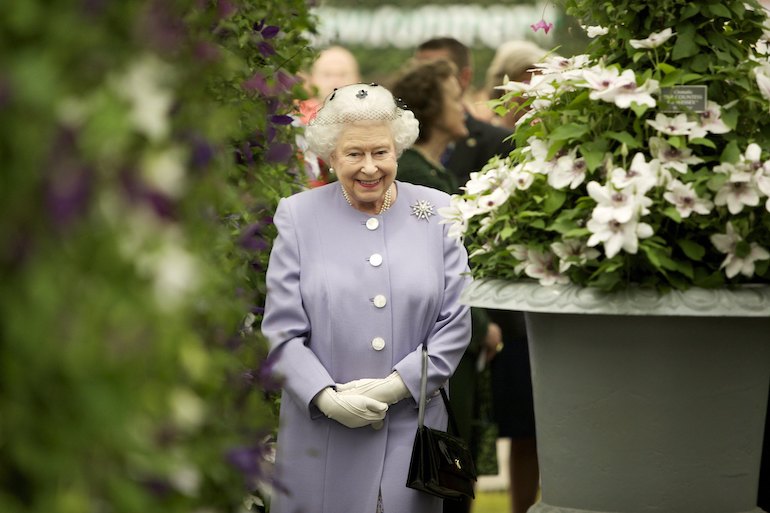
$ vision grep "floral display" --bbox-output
[442,0,770,291]
[0,1,315,512]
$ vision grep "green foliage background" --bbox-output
[1,1,316,512]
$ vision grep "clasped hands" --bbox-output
[313,372,410,429]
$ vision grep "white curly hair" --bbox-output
[304,83,420,161]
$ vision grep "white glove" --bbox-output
[313,387,388,429]
[336,371,411,405]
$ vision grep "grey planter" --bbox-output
[463,280,770,513]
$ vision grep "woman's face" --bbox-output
[437,76,469,141]
[329,122,398,213]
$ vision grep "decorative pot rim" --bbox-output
[461,279,770,317]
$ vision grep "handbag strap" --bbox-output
[417,347,461,436]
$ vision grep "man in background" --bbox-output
[298,45,360,186]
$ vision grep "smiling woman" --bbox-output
[262,82,474,513]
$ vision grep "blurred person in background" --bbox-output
[484,40,549,130]
[482,39,549,513]
[414,37,513,188]
[390,57,496,513]
[403,45,508,513]
[298,45,361,186]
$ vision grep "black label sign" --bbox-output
[659,85,708,112]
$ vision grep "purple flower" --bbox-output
[44,130,93,230]
[269,114,294,126]
[275,70,300,93]
[531,19,553,34]
[189,135,215,169]
[218,0,237,19]
[265,143,294,164]
[239,223,270,251]
[243,72,273,96]
[257,351,284,392]
[261,25,280,39]
[258,41,276,57]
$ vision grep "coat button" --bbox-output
[369,253,383,267]
[373,295,387,308]
[366,218,379,230]
[371,337,385,351]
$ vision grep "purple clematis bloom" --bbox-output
[261,25,280,39]
[258,41,276,57]
[265,142,293,164]
[239,223,270,251]
[269,114,293,126]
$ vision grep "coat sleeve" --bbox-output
[261,198,335,416]
[394,217,472,399]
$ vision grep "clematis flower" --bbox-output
[649,137,703,175]
[710,222,770,278]
[439,196,483,242]
[523,249,570,286]
[646,112,700,136]
[551,239,600,272]
[508,244,531,274]
[629,28,675,49]
[114,55,174,141]
[531,19,554,34]
[611,78,659,108]
[713,180,761,214]
[509,164,535,190]
[549,149,587,189]
[609,152,658,193]
[663,180,714,217]
[697,101,731,135]
[586,217,654,258]
[534,54,591,78]
[755,65,770,103]
[522,137,560,175]
[583,25,609,38]
[587,181,652,223]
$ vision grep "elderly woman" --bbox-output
[261,82,473,513]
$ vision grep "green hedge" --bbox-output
[0,1,315,512]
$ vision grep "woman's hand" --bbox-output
[313,387,388,428]
[336,371,410,405]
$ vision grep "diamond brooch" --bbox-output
[411,200,435,221]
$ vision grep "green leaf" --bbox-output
[681,3,699,19]
[721,108,738,129]
[549,123,589,142]
[630,102,649,117]
[606,131,641,148]
[688,137,717,149]
[668,136,683,149]
[499,226,515,240]
[677,239,706,261]
[721,140,741,163]
[657,62,677,74]
[672,24,699,60]
[663,206,682,222]
[708,4,733,18]
[543,189,567,214]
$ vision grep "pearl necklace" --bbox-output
[341,184,393,214]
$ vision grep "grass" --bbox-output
[472,491,510,513]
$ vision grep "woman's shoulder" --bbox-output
[279,182,337,210]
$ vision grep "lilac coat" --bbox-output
[261,181,472,513]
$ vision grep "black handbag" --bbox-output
[406,347,477,501]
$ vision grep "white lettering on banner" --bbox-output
[309,3,557,49]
